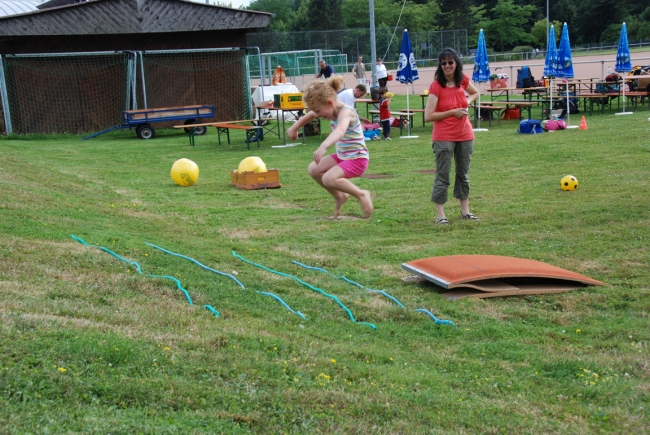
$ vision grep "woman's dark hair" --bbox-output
[435,48,463,87]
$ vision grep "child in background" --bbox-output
[287,77,374,219]
[378,88,391,140]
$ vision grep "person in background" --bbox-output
[316,60,335,79]
[333,78,370,123]
[352,56,366,87]
[378,87,391,140]
[376,58,389,88]
[287,78,373,219]
[424,48,480,225]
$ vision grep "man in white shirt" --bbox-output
[337,84,370,123]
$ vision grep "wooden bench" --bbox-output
[401,108,426,127]
[488,101,535,119]
[575,94,619,114]
[473,105,503,127]
[368,110,415,135]
[173,120,262,149]
[623,91,649,111]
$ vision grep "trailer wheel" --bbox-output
[184,119,207,135]
[136,124,155,139]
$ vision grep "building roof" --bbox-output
[0,0,270,35]
[0,0,44,17]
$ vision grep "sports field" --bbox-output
[1,103,648,433]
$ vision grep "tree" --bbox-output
[530,19,563,48]
[247,0,297,31]
[466,4,487,48]
[628,7,650,39]
[482,0,536,51]
[341,0,439,33]
[306,0,344,31]
[574,0,626,43]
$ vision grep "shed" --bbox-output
[0,0,272,135]
[0,0,271,54]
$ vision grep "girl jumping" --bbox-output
[287,76,373,219]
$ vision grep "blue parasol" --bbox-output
[472,29,490,83]
[615,22,633,114]
[556,23,576,127]
[396,29,419,137]
[544,25,558,78]
[544,25,558,117]
[472,29,490,131]
[556,23,574,79]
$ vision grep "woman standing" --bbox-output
[376,58,389,88]
[424,48,480,225]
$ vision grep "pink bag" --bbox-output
[545,119,567,131]
[363,123,381,130]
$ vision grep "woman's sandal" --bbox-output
[435,217,449,225]
[460,212,480,221]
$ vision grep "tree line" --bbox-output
[247,0,650,51]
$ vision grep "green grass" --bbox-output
[1,100,649,434]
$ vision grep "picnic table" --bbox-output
[261,105,307,148]
[355,98,380,121]
[173,120,262,149]
[368,110,415,135]
[486,86,547,103]
[555,77,599,93]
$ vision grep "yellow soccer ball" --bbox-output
[238,156,267,173]
[170,158,199,186]
[560,175,578,191]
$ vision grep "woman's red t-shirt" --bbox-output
[429,74,475,142]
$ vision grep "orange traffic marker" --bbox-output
[579,116,588,130]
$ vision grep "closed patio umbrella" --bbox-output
[396,29,419,138]
[615,22,633,115]
[556,22,577,128]
[472,29,490,132]
[544,25,558,119]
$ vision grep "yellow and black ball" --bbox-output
[171,158,199,186]
[560,175,578,191]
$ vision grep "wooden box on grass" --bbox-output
[231,169,281,190]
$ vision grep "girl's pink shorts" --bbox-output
[330,155,368,179]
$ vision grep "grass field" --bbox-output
[1,99,649,434]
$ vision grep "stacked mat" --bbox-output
[402,255,608,300]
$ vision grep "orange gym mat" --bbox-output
[402,255,608,300]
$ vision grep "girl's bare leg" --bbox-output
[321,166,373,218]
[308,157,349,218]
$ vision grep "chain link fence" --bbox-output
[247,28,468,71]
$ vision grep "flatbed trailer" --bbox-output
[82,105,215,140]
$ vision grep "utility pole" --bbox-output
[546,0,549,49]
[369,0,377,88]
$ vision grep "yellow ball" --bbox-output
[170,158,199,186]
[238,156,267,173]
[560,175,578,191]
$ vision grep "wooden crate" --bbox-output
[231,169,281,190]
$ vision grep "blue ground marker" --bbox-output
[232,251,375,330]
[70,235,219,317]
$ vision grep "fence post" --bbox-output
[0,55,12,135]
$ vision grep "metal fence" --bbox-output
[0,48,250,135]
[247,28,468,63]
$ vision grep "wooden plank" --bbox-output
[173,120,257,129]
[213,124,262,131]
